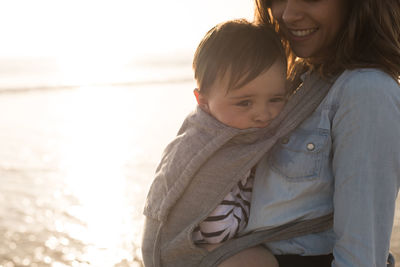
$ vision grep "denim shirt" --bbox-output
[246,69,400,266]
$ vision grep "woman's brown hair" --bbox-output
[255,0,400,82]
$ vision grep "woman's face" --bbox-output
[270,0,348,60]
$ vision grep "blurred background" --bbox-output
[0,1,254,266]
[0,1,398,266]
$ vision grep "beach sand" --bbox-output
[0,85,398,266]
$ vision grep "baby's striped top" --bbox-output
[192,168,255,244]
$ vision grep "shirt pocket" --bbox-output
[270,130,330,182]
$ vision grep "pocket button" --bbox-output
[306,143,315,151]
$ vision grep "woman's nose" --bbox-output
[281,0,304,24]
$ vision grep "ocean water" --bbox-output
[0,56,194,91]
[0,57,197,267]
[1,56,399,267]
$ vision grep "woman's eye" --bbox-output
[236,100,252,107]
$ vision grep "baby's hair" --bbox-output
[193,19,286,94]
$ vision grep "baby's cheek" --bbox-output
[274,104,286,117]
[232,117,253,129]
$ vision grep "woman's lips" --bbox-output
[288,28,318,39]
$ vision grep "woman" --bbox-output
[238,0,400,266]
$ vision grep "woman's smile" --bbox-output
[271,0,348,59]
[288,27,318,38]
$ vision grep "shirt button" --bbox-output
[281,137,289,144]
[306,143,315,151]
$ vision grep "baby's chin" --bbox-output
[227,123,270,130]
[238,122,271,129]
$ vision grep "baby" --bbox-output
[191,19,288,244]
[142,19,288,267]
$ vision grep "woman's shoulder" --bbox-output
[342,67,396,80]
[332,68,400,101]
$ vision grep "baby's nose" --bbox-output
[253,108,272,124]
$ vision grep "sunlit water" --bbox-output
[0,83,196,267]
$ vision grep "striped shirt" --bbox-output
[192,168,255,244]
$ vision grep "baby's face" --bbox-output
[200,61,287,129]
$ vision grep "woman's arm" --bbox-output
[331,70,400,266]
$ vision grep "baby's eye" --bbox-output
[269,97,286,103]
[236,100,252,107]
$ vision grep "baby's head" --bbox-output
[193,19,287,129]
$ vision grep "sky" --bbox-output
[0,0,255,60]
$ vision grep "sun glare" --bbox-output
[55,86,142,264]
[0,0,253,58]
[0,0,254,87]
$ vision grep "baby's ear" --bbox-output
[193,88,209,112]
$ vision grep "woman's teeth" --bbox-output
[290,28,317,37]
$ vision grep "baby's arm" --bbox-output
[194,167,278,267]
[193,168,254,244]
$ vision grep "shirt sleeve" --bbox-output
[331,70,400,266]
[193,168,255,244]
